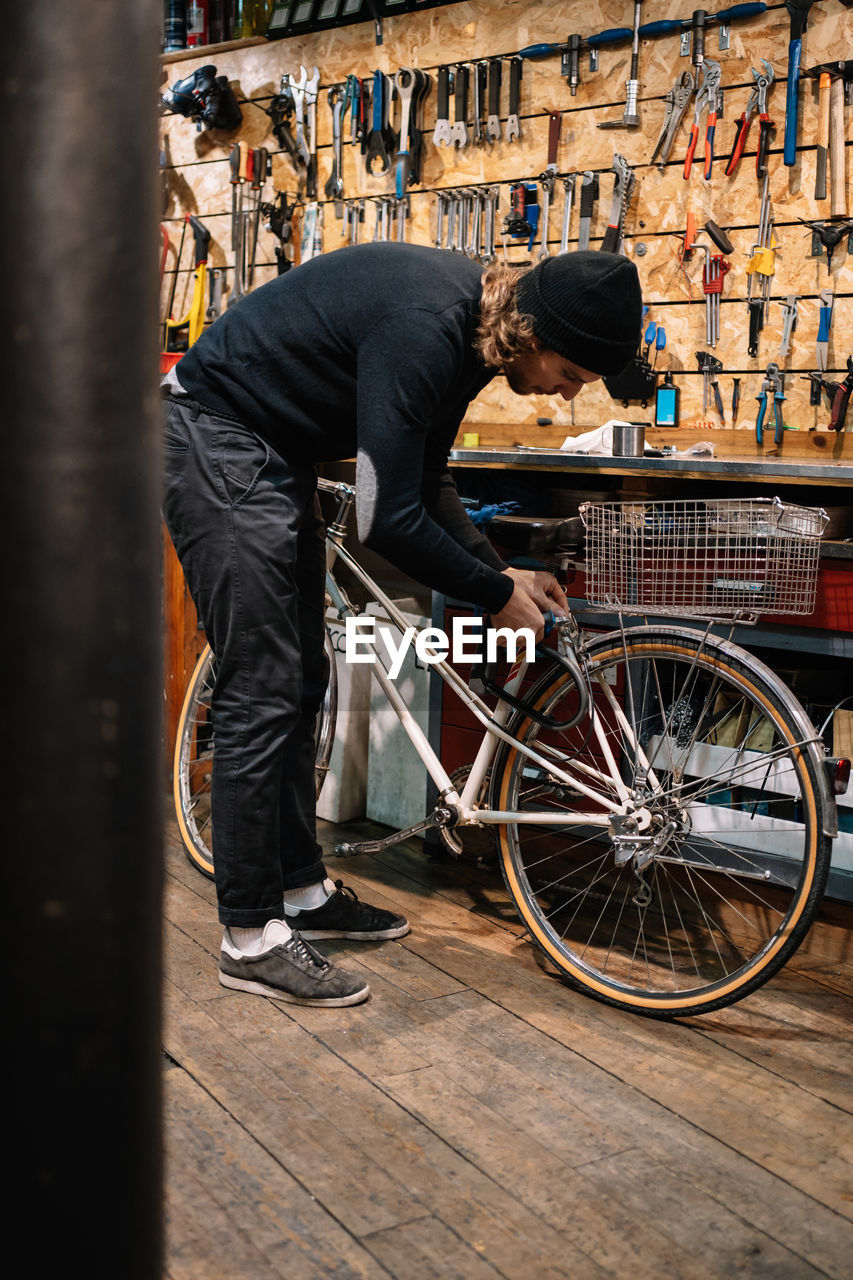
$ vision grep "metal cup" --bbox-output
[611,422,645,456]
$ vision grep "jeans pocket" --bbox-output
[162,418,191,453]
[218,428,270,505]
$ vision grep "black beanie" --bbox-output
[515,250,643,376]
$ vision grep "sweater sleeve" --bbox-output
[421,468,509,575]
[354,309,513,612]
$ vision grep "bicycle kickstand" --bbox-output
[333,800,459,856]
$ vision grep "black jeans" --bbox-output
[162,395,329,926]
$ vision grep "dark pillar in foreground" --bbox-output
[2,3,163,1274]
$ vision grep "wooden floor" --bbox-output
[163,813,853,1280]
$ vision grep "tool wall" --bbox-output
[160,0,853,443]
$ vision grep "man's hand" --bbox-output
[492,568,569,642]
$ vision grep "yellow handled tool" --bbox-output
[163,214,212,350]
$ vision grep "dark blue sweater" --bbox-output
[176,241,513,612]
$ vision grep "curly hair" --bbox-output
[474,262,538,369]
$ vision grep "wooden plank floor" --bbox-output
[163,813,853,1280]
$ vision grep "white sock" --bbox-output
[225,919,293,956]
[282,877,337,914]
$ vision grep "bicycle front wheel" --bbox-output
[173,630,338,880]
[493,627,831,1018]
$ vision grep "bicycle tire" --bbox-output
[492,626,832,1018]
[173,630,338,880]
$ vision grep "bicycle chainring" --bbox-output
[440,766,499,866]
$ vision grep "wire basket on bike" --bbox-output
[579,497,828,622]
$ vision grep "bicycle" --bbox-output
[173,482,848,1018]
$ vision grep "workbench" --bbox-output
[448,444,853,488]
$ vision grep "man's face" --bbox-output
[504,346,601,401]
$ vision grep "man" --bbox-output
[162,242,643,1008]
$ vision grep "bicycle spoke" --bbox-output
[545,854,623,923]
[597,877,633,976]
[676,851,789,926]
[655,865,701,982]
[680,864,733,974]
[676,739,807,802]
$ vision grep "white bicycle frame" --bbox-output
[321,482,645,835]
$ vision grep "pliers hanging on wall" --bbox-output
[650,70,694,170]
[755,362,786,445]
[683,59,722,182]
[726,61,775,180]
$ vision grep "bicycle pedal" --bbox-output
[332,840,374,856]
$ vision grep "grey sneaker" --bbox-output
[219,925,370,1007]
[285,879,410,941]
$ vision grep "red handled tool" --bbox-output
[829,357,853,432]
[684,59,722,181]
[726,61,775,178]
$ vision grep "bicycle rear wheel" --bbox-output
[173,630,338,880]
[493,626,832,1018]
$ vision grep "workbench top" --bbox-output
[449,445,853,486]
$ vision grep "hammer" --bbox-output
[803,61,853,217]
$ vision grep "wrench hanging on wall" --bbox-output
[486,58,502,142]
[366,69,392,173]
[481,187,500,263]
[432,65,452,147]
[600,155,635,253]
[289,65,319,197]
[779,294,798,360]
[537,110,562,260]
[394,67,418,194]
[406,69,431,185]
[558,175,576,253]
[578,171,599,249]
[451,64,470,148]
[505,57,522,141]
[472,61,488,144]
[325,86,345,204]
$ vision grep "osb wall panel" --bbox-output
[160,0,853,442]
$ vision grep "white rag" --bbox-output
[560,420,716,458]
[560,420,636,454]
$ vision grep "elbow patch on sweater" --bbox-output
[355,449,378,543]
